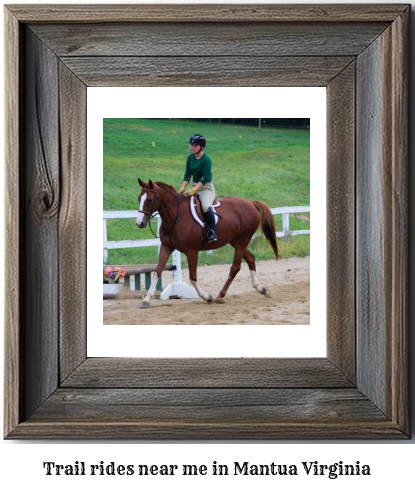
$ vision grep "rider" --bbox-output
[179,134,218,242]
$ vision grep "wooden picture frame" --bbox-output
[4,4,409,439]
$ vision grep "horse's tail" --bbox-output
[252,201,279,261]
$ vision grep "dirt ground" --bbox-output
[103,257,310,325]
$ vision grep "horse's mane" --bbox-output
[153,181,179,196]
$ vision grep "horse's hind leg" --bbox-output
[215,244,246,303]
[242,248,267,295]
[187,251,212,302]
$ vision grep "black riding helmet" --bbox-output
[189,134,206,148]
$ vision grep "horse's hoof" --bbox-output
[215,297,225,304]
[140,301,150,309]
[205,294,213,302]
[260,287,267,295]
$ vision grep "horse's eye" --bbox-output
[147,199,153,204]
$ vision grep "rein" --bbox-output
[139,188,182,248]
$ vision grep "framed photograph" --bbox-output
[93,91,324,358]
[4,4,409,439]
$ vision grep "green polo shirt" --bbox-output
[183,153,212,184]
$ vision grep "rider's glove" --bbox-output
[178,187,186,194]
[187,187,197,197]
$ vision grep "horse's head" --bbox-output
[136,178,160,228]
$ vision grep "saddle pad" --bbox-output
[190,196,220,228]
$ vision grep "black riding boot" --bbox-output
[203,206,218,242]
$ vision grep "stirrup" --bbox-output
[207,230,218,242]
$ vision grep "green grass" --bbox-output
[104,118,310,265]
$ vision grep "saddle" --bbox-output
[190,195,221,228]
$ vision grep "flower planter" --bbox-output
[103,283,123,296]
[103,267,126,298]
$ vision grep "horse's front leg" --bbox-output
[140,244,173,309]
[187,250,212,303]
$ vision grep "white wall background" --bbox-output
[0,0,414,486]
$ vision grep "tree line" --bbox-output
[164,118,310,128]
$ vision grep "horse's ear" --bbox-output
[138,178,144,187]
[148,179,154,189]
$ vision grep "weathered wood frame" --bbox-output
[4,4,409,439]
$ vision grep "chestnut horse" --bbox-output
[136,179,279,308]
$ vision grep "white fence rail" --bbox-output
[103,211,162,263]
[103,205,310,263]
[271,206,311,239]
